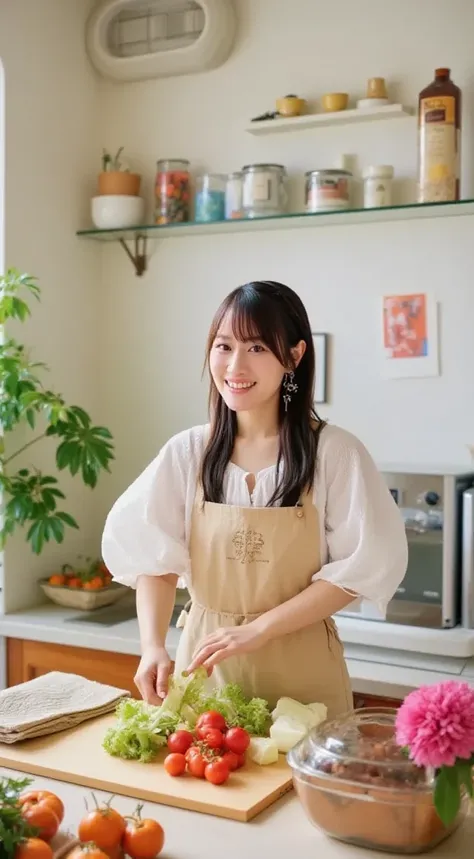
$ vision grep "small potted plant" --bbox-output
[98,147,141,196]
[92,148,145,230]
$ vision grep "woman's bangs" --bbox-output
[228,292,287,365]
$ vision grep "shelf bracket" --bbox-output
[118,234,147,276]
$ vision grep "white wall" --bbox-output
[0,0,101,611]
[1,0,473,608]
[94,0,474,527]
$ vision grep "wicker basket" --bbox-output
[39,579,128,611]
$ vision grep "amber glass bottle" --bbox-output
[418,68,461,203]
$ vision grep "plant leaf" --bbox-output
[434,766,461,826]
[48,517,65,543]
[56,511,79,529]
[456,760,473,797]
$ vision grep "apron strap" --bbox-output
[176,598,192,629]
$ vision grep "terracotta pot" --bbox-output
[98,171,141,196]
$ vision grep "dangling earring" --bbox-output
[282,371,298,412]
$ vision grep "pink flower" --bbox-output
[395,681,474,769]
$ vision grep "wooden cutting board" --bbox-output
[0,714,293,822]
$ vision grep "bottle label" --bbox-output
[418,95,459,203]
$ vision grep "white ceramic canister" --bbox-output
[363,165,394,208]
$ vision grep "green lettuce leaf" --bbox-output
[102,671,272,762]
[102,697,179,762]
[198,683,271,736]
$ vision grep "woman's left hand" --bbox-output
[186,622,268,675]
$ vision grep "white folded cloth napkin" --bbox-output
[0,671,129,743]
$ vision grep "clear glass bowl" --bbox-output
[287,708,468,854]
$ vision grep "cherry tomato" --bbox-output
[164,752,186,776]
[204,759,230,785]
[224,727,250,756]
[196,710,227,734]
[185,744,201,762]
[187,753,206,778]
[221,750,239,771]
[237,752,246,769]
[201,728,224,750]
[167,730,194,755]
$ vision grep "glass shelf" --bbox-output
[77,198,474,243]
[77,198,474,275]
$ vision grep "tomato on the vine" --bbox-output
[220,750,239,771]
[201,728,224,750]
[78,799,125,850]
[167,730,194,755]
[195,710,227,735]
[185,744,201,762]
[123,807,165,859]
[224,727,250,756]
[68,844,112,859]
[187,753,207,779]
[164,753,186,776]
[204,760,230,785]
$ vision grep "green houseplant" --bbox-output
[0,269,114,554]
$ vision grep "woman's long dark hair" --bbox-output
[201,281,326,507]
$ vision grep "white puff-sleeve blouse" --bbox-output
[101,424,408,616]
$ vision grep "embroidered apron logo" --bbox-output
[228,527,268,564]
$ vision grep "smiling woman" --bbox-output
[102,280,408,716]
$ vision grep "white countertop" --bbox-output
[1,766,472,859]
[2,602,474,699]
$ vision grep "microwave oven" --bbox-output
[338,466,474,629]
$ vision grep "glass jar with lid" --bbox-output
[241,164,287,218]
[225,171,243,219]
[195,173,226,223]
[287,708,468,854]
[155,159,190,225]
[305,169,352,213]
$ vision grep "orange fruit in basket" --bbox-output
[67,576,83,588]
[84,576,105,590]
[48,574,66,586]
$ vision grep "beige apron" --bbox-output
[174,488,353,718]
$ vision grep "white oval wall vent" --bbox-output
[86,0,236,82]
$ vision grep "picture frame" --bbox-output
[312,332,328,404]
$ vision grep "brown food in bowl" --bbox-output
[293,772,464,853]
[288,708,467,854]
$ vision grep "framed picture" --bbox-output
[380,292,439,379]
[312,332,328,404]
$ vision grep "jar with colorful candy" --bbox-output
[155,159,190,224]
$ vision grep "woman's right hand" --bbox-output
[134,645,172,704]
